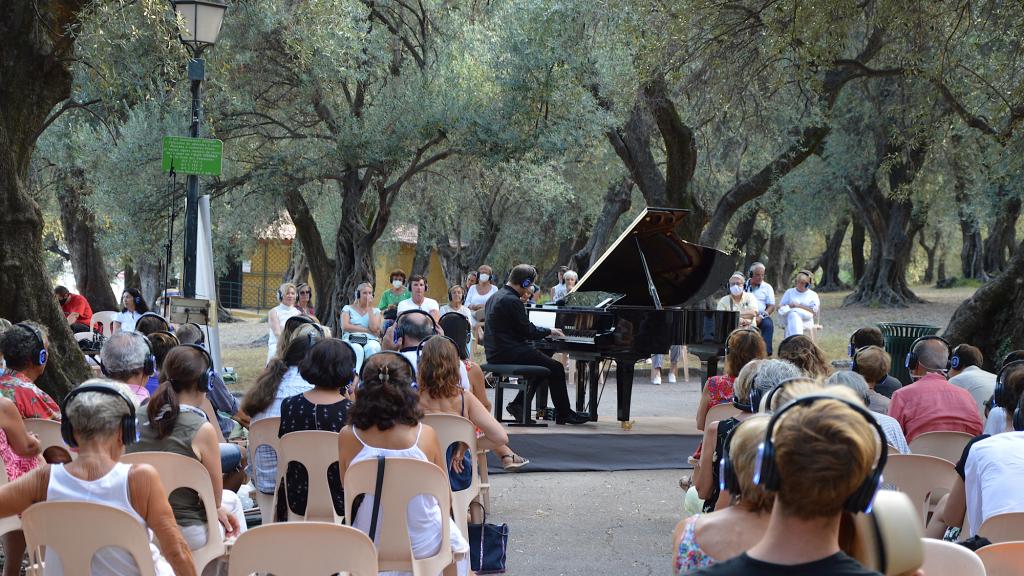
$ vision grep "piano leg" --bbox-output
[588,361,599,421]
[616,362,635,423]
[575,359,587,414]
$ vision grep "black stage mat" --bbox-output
[487,433,701,474]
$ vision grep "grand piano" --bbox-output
[531,207,738,425]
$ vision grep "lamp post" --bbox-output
[172,0,226,298]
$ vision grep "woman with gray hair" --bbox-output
[825,371,909,454]
[0,379,195,575]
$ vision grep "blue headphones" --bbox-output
[15,323,47,366]
[177,343,214,394]
[904,335,950,371]
[393,309,438,345]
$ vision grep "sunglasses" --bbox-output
[299,291,311,295]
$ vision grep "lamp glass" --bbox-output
[174,0,226,47]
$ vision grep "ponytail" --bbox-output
[242,358,289,417]
[147,380,181,439]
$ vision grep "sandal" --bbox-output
[501,453,529,471]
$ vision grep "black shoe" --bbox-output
[506,403,535,424]
[555,410,590,425]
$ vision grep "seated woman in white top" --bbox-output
[339,353,470,576]
[465,265,498,341]
[341,282,383,374]
[777,270,820,338]
[0,380,195,576]
[266,282,300,363]
[716,273,760,328]
[439,284,472,325]
[113,288,148,333]
[242,323,323,519]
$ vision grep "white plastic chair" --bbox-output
[908,431,974,465]
[920,537,985,576]
[247,416,280,526]
[978,512,1024,544]
[883,454,959,525]
[227,522,378,576]
[0,463,21,537]
[704,402,742,428]
[976,541,1024,576]
[423,413,480,538]
[273,430,342,523]
[91,311,117,337]
[24,418,73,462]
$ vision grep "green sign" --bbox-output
[162,136,223,176]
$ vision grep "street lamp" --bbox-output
[172,0,226,298]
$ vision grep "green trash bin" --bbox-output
[878,322,940,385]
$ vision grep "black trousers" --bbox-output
[70,323,91,333]
[490,347,570,414]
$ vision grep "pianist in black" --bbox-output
[484,264,590,425]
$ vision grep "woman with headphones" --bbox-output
[777,270,820,338]
[266,282,300,364]
[295,283,318,320]
[128,346,245,554]
[341,281,383,374]
[113,287,149,333]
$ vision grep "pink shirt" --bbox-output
[889,372,983,442]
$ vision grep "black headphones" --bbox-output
[760,376,817,413]
[848,328,873,357]
[148,330,180,346]
[362,350,418,385]
[286,316,325,350]
[185,322,205,345]
[393,309,438,345]
[725,326,760,357]
[100,331,156,377]
[851,346,872,373]
[753,394,888,513]
[177,343,214,394]
[993,359,1024,408]
[414,334,460,360]
[354,282,371,302]
[734,370,760,413]
[999,351,1024,371]
[60,383,137,448]
[15,323,47,366]
[719,420,745,495]
[904,335,950,372]
[137,312,171,331]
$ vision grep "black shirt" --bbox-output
[483,285,550,360]
[875,375,903,398]
[690,552,881,576]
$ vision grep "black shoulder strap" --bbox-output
[368,455,386,541]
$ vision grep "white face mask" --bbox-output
[478,273,490,283]
[729,284,743,296]
[392,279,403,289]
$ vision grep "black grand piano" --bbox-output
[531,207,738,426]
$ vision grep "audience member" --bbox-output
[341,281,383,374]
[175,323,242,437]
[552,269,577,302]
[674,416,772,573]
[277,338,356,518]
[266,282,300,364]
[850,346,892,414]
[691,395,886,576]
[0,322,61,419]
[848,327,902,397]
[0,380,196,575]
[0,318,10,370]
[946,344,996,419]
[417,336,526,473]
[717,273,759,328]
[54,285,93,333]
[378,268,411,312]
[0,395,42,576]
[338,353,470,576]
[745,263,776,354]
[986,358,1024,434]
[135,311,172,337]
[777,270,819,338]
[466,264,498,342]
[242,322,322,518]
[397,275,441,323]
[386,311,479,394]
[777,334,831,380]
[549,265,568,300]
[762,377,822,413]
[114,288,149,333]
[440,284,473,325]
[295,282,317,319]
[889,337,982,442]
[651,345,683,385]
[128,346,245,552]
[146,330,180,394]
[464,270,478,292]
[438,312,492,409]
[825,371,910,454]
[696,327,766,431]
[99,330,155,406]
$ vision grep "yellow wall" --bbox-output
[373,244,450,304]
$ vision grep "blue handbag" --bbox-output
[445,443,474,492]
[468,504,508,574]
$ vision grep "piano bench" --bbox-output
[481,364,550,428]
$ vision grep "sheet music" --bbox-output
[529,310,564,338]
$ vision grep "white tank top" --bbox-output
[45,463,173,576]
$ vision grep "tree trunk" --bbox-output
[844,186,924,306]
[730,208,759,258]
[958,208,985,280]
[135,256,161,308]
[851,221,866,283]
[0,0,91,399]
[766,217,788,289]
[410,229,433,279]
[281,184,336,321]
[919,231,938,285]
[282,238,310,286]
[944,238,1024,366]
[810,216,849,292]
[983,192,1021,275]
[57,167,118,311]
[570,176,633,275]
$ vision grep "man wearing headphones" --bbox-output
[484,264,588,425]
[745,263,776,354]
[888,337,982,442]
[946,344,996,419]
[0,322,61,420]
[396,274,441,324]
[99,331,156,406]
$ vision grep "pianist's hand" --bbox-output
[549,328,565,338]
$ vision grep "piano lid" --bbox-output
[573,207,737,308]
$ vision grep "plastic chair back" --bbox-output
[22,501,158,576]
[976,541,1024,576]
[979,512,1024,544]
[0,463,20,536]
[705,403,741,427]
[274,430,342,523]
[908,431,974,464]
[850,491,924,576]
[344,457,456,576]
[247,416,280,525]
[423,414,480,537]
[121,451,224,573]
[883,454,959,525]
[91,311,117,337]
[24,418,73,462]
[227,522,377,576]
[920,537,986,576]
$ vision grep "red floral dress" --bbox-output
[0,371,61,420]
[692,375,737,460]
[0,428,39,481]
